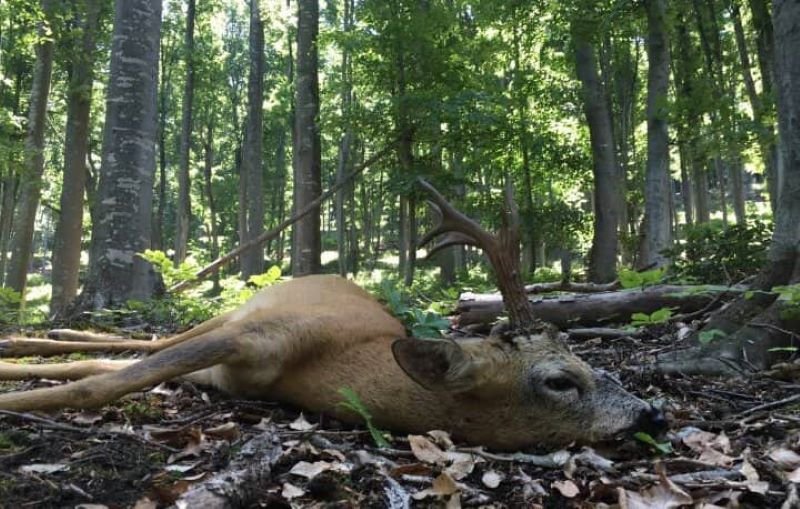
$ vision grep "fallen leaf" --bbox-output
[481,470,503,489]
[427,429,454,450]
[289,414,316,431]
[132,497,158,509]
[769,447,800,470]
[412,472,460,500]
[75,505,109,509]
[390,463,434,478]
[618,473,692,509]
[205,422,240,441]
[445,453,478,480]
[71,411,103,426]
[164,462,201,474]
[281,482,305,500]
[289,460,331,479]
[408,434,448,465]
[788,467,800,483]
[552,479,579,498]
[18,463,69,474]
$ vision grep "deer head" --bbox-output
[390,179,666,447]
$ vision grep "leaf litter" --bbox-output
[0,319,799,507]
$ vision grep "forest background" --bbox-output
[0,0,787,340]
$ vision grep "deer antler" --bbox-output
[417,178,539,331]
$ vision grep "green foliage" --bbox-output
[774,284,800,321]
[698,329,726,345]
[138,249,199,288]
[665,221,772,284]
[0,288,21,324]
[337,387,391,448]
[619,268,666,289]
[375,279,450,337]
[634,432,673,455]
[630,307,674,326]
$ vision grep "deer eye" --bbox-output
[544,376,579,392]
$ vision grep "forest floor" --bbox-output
[1,320,799,508]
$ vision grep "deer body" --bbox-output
[0,275,663,449]
[0,181,666,449]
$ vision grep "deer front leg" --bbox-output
[0,327,244,412]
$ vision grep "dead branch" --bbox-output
[173,429,283,508]
[456,285,740,328]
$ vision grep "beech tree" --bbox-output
[292,0,322,277]
[4,0,56,298]
[77,0,162,309]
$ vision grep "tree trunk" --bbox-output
[174,0,196,265]
[335,0,354,278]
[657,0,800,375]
[748,0,779,208]
[291,0,321,277]
[50,0,100,317]
[4,0,56,297]
[77,0,162,310]
[240,0,265,279]
[572,26,622,283]
[639,0,672,269]
[202,121,221,294]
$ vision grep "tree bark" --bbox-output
[77,0,161,309]
[639,0,672,269]
[201,121,220,294]
[50,0,101,317]
[335,0,354,277]
[4,0,56,297]
[291,0,322,277]
[174,0,196,265]
[572,26,622,283]
[240,0,265,279]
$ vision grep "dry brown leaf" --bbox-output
[289,460,332,479]
[389,463,435,478]
[412,472,460,500]
[617,474,692,509]
[167,427,207,463]
[481,470,504,489]
[281,482,305,500]
[445,454,478,480]
[408,434,448,465]
[552,479,580,498]
[769,447,800,470]
[132,497,158,509]
[697,448,735,467]
[288,413,316,431]
[427,429,454,450]
[71,411,103,426]
[205,422,240,441]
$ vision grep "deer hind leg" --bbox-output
[0,326,244,412]
[0,359,136,381]
[0,313,237,359]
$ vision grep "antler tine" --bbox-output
[416,178,497,251]
[423,232,479,260]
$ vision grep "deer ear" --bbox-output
[391,338,477,392]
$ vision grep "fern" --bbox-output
[337,387,391,448]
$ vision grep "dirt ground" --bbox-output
[1,322,799,508]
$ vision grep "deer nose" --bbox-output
[635,405,668,436]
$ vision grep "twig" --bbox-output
[0,409,180,453]
[735,393,800,418]
[454,446,570,468]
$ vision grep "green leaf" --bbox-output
[337,387,391,448]
[698,329,726,345]
[634,432,673,455]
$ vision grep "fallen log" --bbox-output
[524,280,620,294]
[455,285,742,328]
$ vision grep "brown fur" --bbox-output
[0,275,658,449]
